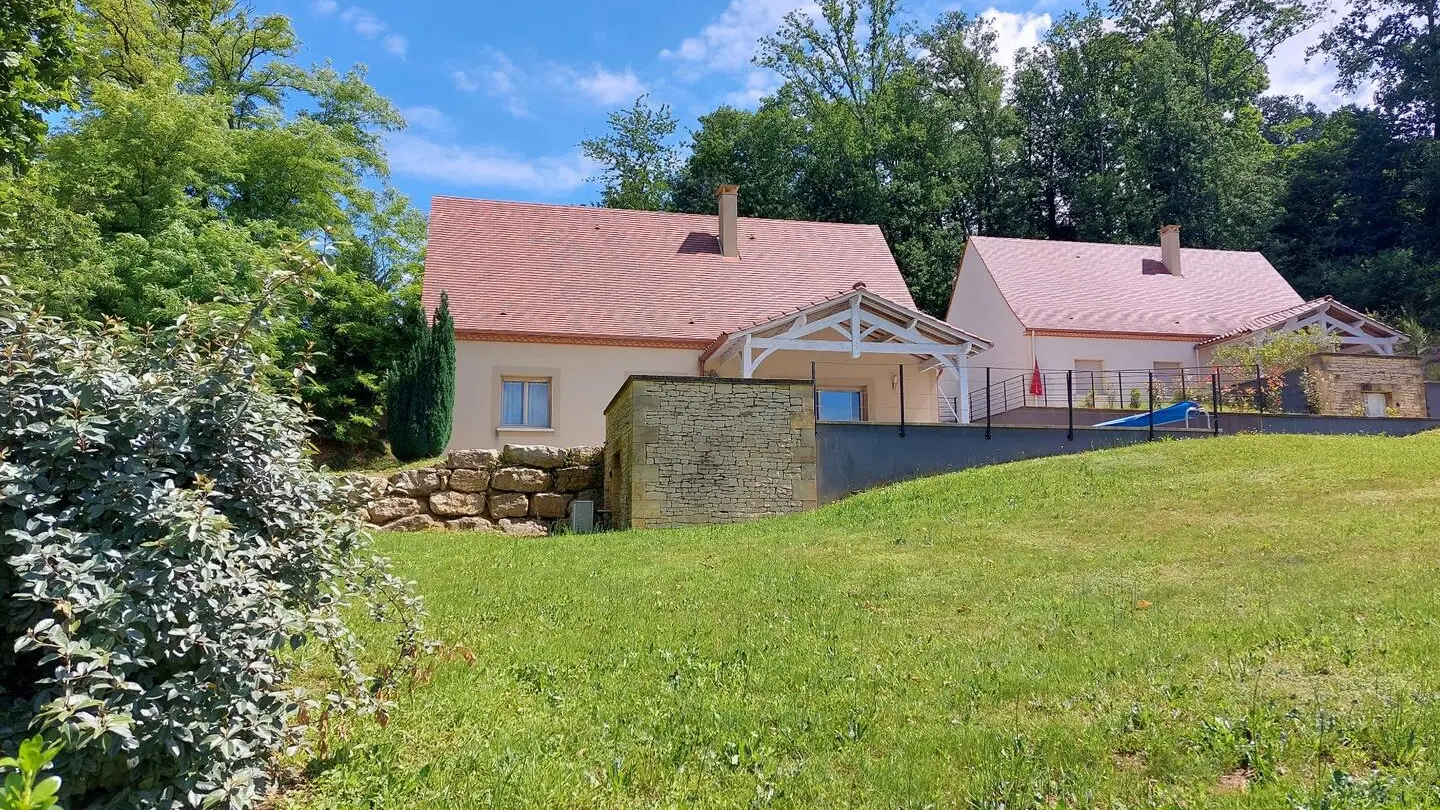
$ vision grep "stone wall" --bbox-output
[1306,353,1427,417]
[604,375,816,530]
[350,444,603,536]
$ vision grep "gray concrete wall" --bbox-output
[817,414,1440,503]
[816,422,1206,503]
[1428,382,1440,418]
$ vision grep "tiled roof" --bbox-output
[422,197,917,344]
[967,236,1305,337]
[1195,296,1407,348]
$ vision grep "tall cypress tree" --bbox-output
[386,292,456,461]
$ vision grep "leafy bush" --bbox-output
[1,737,63,810]
[385,292,455,462]
[0,263,428,809]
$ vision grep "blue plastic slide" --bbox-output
[1093,400,1206,428]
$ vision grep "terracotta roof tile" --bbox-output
[422,197,917,343]
[968,236,1304,337]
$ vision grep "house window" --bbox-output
[501,378,551,427]
[1074,360,1104,406]
[818,388,866,422]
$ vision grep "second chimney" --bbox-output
[1159,224,1182,276]
[718,184,740,259]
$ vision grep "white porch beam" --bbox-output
[850,294,862,358]
[957,359,971,423]
[741,334,755,378]
[749,337,983,355]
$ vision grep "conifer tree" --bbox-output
[386,292,455,461]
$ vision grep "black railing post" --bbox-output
[898,364,906,438]
[1211,372,1221,436]
[1066,369,1074,442]
[985,367,992,440]
[1147,370,1155,441]
[1255,362,1265,414]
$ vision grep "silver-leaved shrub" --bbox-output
[0,268,428,809]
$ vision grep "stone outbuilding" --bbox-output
[604,376,817,530]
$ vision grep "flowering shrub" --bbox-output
[0,263,428,808]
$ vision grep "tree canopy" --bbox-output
[583,0,1440,351]
[0,0,426,461]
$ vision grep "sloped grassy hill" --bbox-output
[291,432,1440,809]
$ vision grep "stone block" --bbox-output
[567,445,604,466]
[366,497,423,524]
[553,465,598,492]
[489,492,530,518]
[448,468,491,492]
[447,516,497,532]
[380,514,439,532]
[429,491,485,518]
[388,468,441,497]
[531,492,572,519]
[492,466,552,492]
[794,478,817,503]
[447,448,500,470]
[499,518,549,537]
[501,444,568,469]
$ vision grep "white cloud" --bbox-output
[401,105,452,134]
[661,0,816,75]
[1264,17,1372,109]
[315,4,407,58]
[454,51,651,114]
[724,70,781,107]
[387,133,595,193]
[452,49,532,118]
[979,8,1051,76]
[339,7,384,37]
[573,67,647,105]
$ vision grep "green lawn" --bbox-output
[287,432,1440,809]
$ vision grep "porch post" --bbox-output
[741,334,754,378]
[958,357,971,424]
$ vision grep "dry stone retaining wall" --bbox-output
[349,444,602,535]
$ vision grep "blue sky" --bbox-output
[267,0,1356,212]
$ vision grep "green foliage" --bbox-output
[386,293,456,463]
[1210,325,1340,372]
[610,0,1302,316]
[292,432,1440,807]
[580,96,679,211]
[0,263,429,808]
[0,738,63,810]
[0,0,81,173]
[0,0,423,460]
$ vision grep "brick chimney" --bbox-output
[717,184,739,259]
[1159,224,1182,276]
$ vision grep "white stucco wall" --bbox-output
[944,245,1029,371]
[1033,336,1201,373]
[707,350,941,423]
[452,339,701,450]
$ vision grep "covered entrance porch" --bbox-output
[698,286,991,423]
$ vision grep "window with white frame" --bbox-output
[500,378,551,428]
[817,388,866,422]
